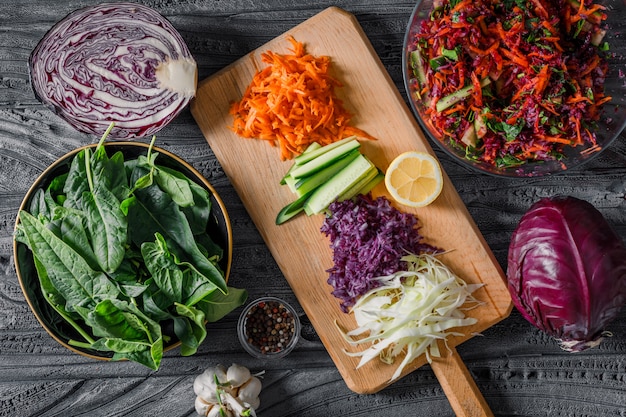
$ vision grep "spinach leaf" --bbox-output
[63,149,89,211]
[90,148,129,202]
[141,279,174,321]
[154,166,194,208]
[86,299,163,370]
[134,151,212,230]
[31,184,100,272]
[82,186,128,273]
[18,211,120,312]
[34,255,101,347]
[28,188,49,218]
[180,176,212,234]
[124,337,163,371]
[87,299,152,340]
[173,302,206,356]
[197,287,248,322]
[141,233,184,303]
[136,153,194,208]
[54,205,100,271]
[128,166,227,294]
[108,252,148,299]
[195,232,224,262]
[180,266,220,307]
[47,172,68,205]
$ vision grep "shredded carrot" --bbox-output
[230,36,375,160]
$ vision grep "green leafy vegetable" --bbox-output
[16,127,246,370]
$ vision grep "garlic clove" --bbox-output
[237,376,262,406]
[243,397,260,411]
[194,372,217,402]
[195,396,214,417]
[227,363,252,388]
[214,363,229,384]
[207,405,230,417]
[221,392,254,417]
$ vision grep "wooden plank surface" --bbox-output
[191,6,512,394]
[2,1,626,416]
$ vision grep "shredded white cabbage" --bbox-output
[339,252,483,381]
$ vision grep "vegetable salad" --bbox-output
[407,0,611,167]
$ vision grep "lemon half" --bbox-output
[384,151,443,208]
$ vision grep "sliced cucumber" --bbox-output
[290,139,361,179]
[338,169,383,202]
[359,170,385,195]
[303,154,375,216]
[293,150,360,197]
[280,142,322,185]
[275,192,311,225]
[284,174,298,193]
[410,49,427,90]
[293,136,357,166]
[436,78,491,113]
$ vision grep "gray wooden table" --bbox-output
[1,1,625,416]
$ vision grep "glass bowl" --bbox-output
[402,0,626,177]
[13,142,233,362]
[237,296,301,359]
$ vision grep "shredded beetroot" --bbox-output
[321,194,438,312]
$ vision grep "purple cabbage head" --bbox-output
[507,196,626,351]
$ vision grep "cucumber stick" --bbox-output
[276,137,380,224]
[293,150,360,197]
[410,49,427,91]
[275,192,311,225]
[436,78,491,113]
[304,154,376,216]
[289,139,360,179]
[293,136,357,165]
[338,169,383,202]
[280,142,321,185]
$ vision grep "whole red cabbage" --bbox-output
[507,196,626,352]
[321,194,437,312]
[29,3,197,139]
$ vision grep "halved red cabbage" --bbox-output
[29,3,197,139]
[507,196,626,352]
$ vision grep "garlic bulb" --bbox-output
[194,364,262,417]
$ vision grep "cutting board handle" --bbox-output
[430,346,494,417]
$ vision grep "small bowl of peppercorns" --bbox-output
[237,296,300,359]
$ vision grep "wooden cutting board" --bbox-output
[191,6,512,397]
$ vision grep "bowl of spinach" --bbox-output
[13,132,247,370]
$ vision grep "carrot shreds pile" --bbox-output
[407,0,611,168]
[230,36,374,160]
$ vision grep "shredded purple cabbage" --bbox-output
[321,194,438,312]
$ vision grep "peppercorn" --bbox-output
[243,299,296,355]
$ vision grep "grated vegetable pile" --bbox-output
[321,194,438,311]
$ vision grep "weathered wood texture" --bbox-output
[0,1,625,416]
